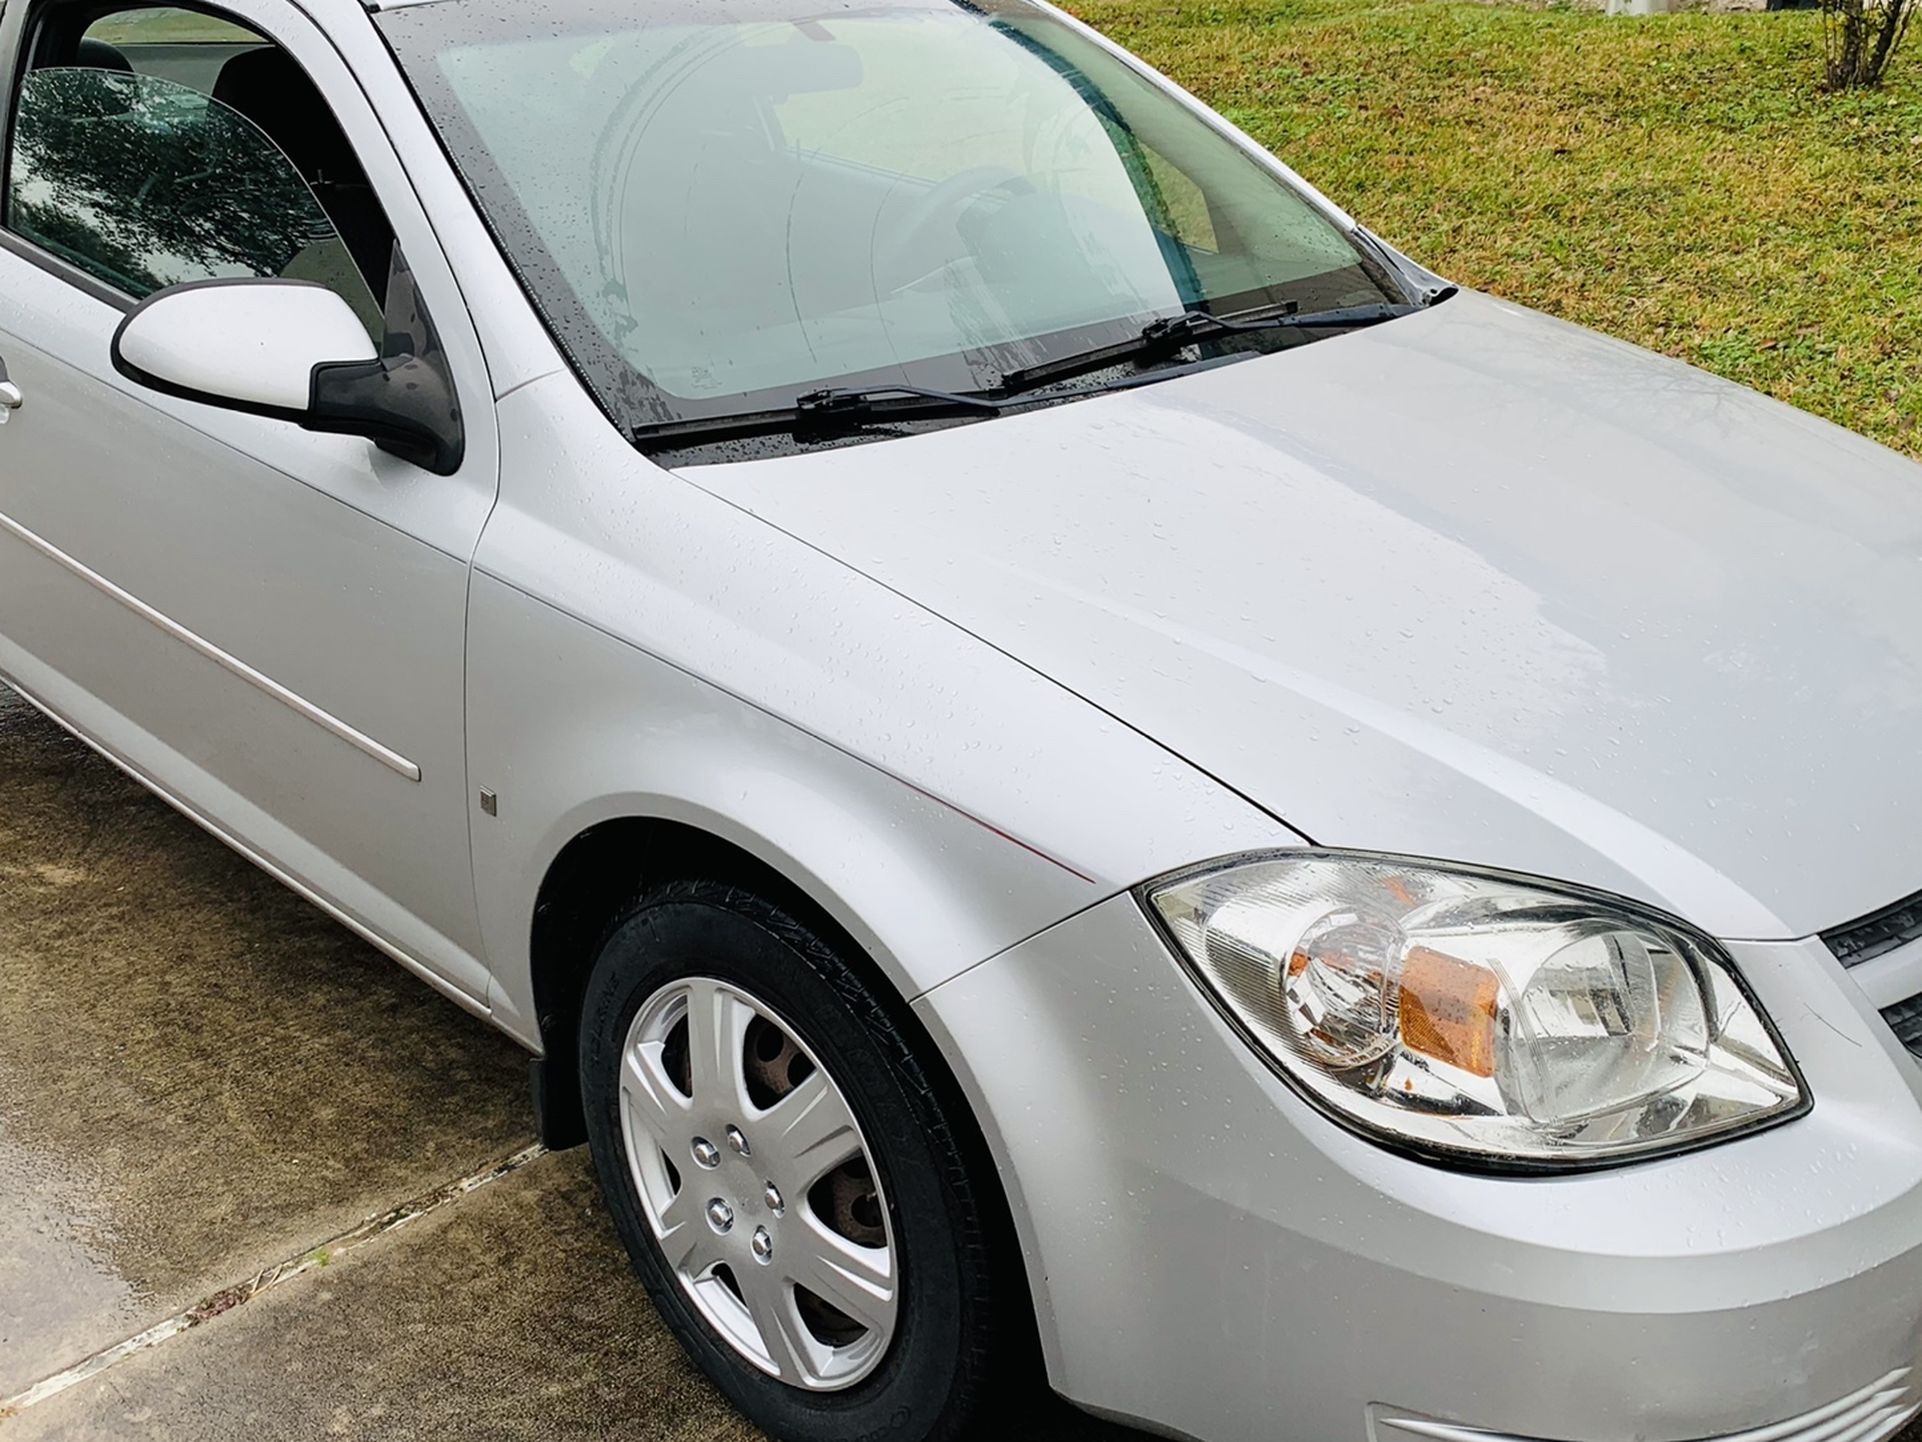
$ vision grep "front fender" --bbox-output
[467,374,1296,1043]
[468,564,1113,1040]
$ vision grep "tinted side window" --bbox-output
[5,67,382,333]
[9,71,343,301]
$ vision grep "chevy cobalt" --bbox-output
[2,0,1921,1438]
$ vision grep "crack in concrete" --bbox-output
[0,1142,547,1420]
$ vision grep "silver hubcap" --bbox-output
[618,977,897,1391]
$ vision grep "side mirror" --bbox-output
[110,279,463,475]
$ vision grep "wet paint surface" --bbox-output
[0,688,531,1397]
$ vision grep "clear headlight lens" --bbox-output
[1144,853,1807,1168]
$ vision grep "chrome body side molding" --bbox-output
[0,507,421,781]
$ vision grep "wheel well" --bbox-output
[527,815,1043,1378]
[529,818,825,1143]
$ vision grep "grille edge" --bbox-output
[1824,889,1922,968]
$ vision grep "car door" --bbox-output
[0,0,499,1000]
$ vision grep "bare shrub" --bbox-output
[1822,0,1916,87]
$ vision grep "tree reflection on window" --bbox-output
[7,67,376,329]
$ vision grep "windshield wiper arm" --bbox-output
[631,383,1002,450]
[793,383,1001,427]
[630,296,1440,451]
[999,299,1427,395]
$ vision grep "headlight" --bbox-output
[1143,853,1807,1169]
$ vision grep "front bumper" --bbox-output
[914,894,1922,1442]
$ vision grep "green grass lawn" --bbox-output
[1073,0,1922,455]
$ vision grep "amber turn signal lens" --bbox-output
[1397,945,1499,1078]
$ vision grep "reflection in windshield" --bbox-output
[379,0,1397,432]
[7,67,369,317]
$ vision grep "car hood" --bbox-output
[681,291,1922,940]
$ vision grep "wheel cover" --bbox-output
[618,977,899,1391]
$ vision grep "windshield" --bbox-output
[377,0,1403,437]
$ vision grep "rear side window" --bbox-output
[2,5,389,336]
[79,6,262,90]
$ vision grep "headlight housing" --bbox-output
[1144,853,1807,1169]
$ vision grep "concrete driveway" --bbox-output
[0,687,1121,1442]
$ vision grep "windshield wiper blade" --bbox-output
[999,299,1426,395]
[631,296,1438,451]
[631,383,1002,449]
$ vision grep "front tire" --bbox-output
[578,880,1001,1442]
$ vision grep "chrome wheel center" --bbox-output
[617,977,897,1392]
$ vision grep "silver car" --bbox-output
[4,0,1921,1436]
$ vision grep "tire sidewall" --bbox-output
[578,886,986,1442]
